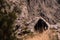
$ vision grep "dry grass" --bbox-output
[25,29,58,40]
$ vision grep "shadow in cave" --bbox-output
[34,19,48,33]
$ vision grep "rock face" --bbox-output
[2,0,60,40]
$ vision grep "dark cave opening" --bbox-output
[34,19,48,33]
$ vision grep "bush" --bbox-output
[0,0,17,40]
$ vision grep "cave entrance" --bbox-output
[34,19,48,33]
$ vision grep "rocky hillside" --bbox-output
[1,0,60,40]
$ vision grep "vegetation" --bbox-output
[0,0,17,40]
